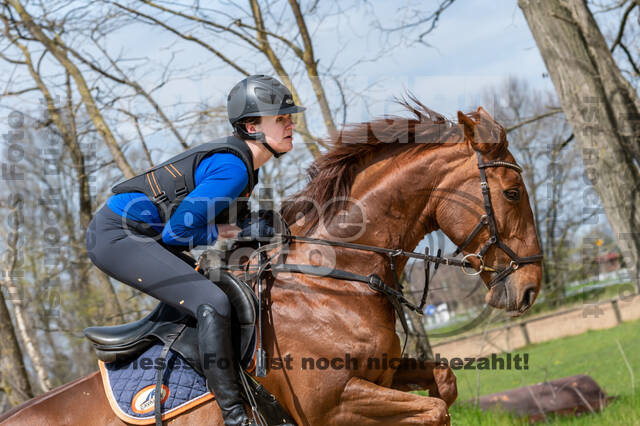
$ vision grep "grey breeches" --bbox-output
[85,205,230,318]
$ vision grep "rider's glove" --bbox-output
[236,209,277,240]
[237,218,275,239]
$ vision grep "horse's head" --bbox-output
[282,101,541,315]
[434,107,542,315]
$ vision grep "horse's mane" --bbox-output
[281,98,465,234]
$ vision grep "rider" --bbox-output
[85,75,305,426]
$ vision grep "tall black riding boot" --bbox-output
[197,304,256,426]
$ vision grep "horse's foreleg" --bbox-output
[390,358,457,407]
[331,376,450,425]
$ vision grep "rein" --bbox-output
[233,234,470,313]
[230,232,480,356]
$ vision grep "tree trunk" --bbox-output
[0,287,33,406]
[405,310,434,361]
[2,199,53,393]
[519,0,640,291]
[3,278,53,393]
[97,272,125,323]
[0,196,35,404]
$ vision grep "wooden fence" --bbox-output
[430,294,640,359]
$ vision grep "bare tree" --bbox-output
[520,0,640,292]
[6,0,136,178]
[486,77,601,304]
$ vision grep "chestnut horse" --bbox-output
[0,103,542,425]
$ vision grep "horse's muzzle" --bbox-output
[485,278,539,316]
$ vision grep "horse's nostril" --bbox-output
[523,287,537,309]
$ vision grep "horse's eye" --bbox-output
[503,188,520,202]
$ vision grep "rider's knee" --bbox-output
[204,289,231,318]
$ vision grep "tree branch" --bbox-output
[287,0,337,136]
[0,49,26,65]
[2,86,39,96]
[118,107,154,168]
[609,1,636,52]
[139,0,261,50]
[619,42,640,75]
[505,108,563,133]
[81,39,189,149]
[559,132,575,150]
[112,2,250,76]
[375,0,456,44]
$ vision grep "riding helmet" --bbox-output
[227,75,306,126]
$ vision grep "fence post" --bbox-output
[520,322,531,345]
[611,299,622,324]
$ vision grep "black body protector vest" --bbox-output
[112,136,259,225]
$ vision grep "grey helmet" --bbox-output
[227,75,305,158]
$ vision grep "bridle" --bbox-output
[451,150,543,290]
[224,148,543,312]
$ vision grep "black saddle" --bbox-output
[85,268,297,425]
[84,269,258,372]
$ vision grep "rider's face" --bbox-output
[247,114,295,154]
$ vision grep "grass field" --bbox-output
[420,319,640,424]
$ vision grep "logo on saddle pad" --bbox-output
[131,384,170,414]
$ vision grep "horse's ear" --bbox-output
[457,111,475,143]
[477,106,489,115]
[466,107,508,155]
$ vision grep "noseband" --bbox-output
[452,150,543,289]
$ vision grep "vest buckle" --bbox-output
[175,186,188,197]
[153,191,169,204]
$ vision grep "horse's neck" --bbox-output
[307,143,464,277]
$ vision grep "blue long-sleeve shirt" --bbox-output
[107,153,249,247]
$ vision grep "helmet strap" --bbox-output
[233,125,285,159]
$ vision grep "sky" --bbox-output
[322,0,555,119]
